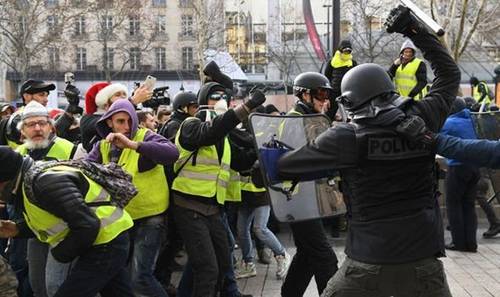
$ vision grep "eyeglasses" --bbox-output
[209,93,229,101]
[24,120,49,129]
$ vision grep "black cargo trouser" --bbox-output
[282,219,338,297]
[321,257,452,297]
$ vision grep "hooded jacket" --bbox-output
[86,99,178,172]
[388,39,428,98]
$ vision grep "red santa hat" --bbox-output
[95,83,128,110]
[85,82,110,114]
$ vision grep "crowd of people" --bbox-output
[0,4,499,297]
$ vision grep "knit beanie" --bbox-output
[85,82,110,114]
[21,101,48,120]
[95,83,128,109]
[0,146,24,182]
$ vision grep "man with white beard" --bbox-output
[14,100,76,297]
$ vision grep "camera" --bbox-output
[142,86,171,109]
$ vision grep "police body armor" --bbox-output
[340,123,444,263]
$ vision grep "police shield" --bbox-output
[249,113,346,222]
[471,111,500,204]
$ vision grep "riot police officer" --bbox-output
[277,6,460,297]
[279,72,339,297]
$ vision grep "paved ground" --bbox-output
[173,223,500,297]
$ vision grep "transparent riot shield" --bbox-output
[249,113,346,222]
[471,111,500,204]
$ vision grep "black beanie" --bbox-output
[0,146,24,182]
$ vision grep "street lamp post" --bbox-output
[323,4,332,56]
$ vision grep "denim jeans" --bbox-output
[129,214,168,297]
[53,232,134,297]
[176,212,240,297]
[174,205,230,297]
[45,248,72,297]
[237,205,285,263]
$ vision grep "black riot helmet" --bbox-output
[293,72,333,98]
[197,82,229,107]
[338,63,395,111]
[172,91,198,113]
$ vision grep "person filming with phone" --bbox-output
[388,39,428,100]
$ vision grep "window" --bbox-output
[182,47,193,70]
[129,48,141,70]
[75,16,85,35]
[101,15,113,33]
[47,15,57,32]
[155,15,166,34]
[103,47,114,70]
[129,16,140,36]
[48,47,59,68]
[45,0,58,7]
[76,47,87,70]
[152,0,166,6]
[181,15,193,37]
[155,47,166,70]
[179,0,190,8]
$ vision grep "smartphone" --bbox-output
[143,75,157,91]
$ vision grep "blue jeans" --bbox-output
[129,214,168,297]
[238,205,285,263]
[53,232,133,297]
[45,247,72,297]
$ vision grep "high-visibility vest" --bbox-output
[240,175,266,193]
[22,165,133,247]
[225,169,242,202]
[330,50,353,68]
[171,117,231,205]
[17,137,75,161]
[473,82,492,105]
[394,58,424,99]
[100,128,168,220]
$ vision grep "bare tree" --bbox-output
[85,0,156,82]
[189,0,225,81]
[430,0,499,61]
[344,0,399,65]
[0,0,85,84]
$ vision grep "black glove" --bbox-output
[64,84,80,106]
[385,5,426,36]
[396,115,435,146]
[65,104,83,115]
[245,90,266,110]
[250,161,265,188]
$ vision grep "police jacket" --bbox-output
[173,109,257,205]
[16,166,105,263]
[278,30,460,264]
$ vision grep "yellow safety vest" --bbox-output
[171,117,231,205]
[22,165,133,246]
[240,175,266,193]
[100,128,168,220]
[225,169,242,202]
[473,82,492,105]
[17,137,75,160]
[394,58,424,99]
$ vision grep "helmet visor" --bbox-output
[311,88,332,102]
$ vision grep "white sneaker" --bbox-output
[275,251,291,280]
[235,261,257,279]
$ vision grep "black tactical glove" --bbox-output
[64,84,80,105]
[385,5,426,36]
[245,90,266,110]
[396,115,435,146]
[250,161,265,188]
